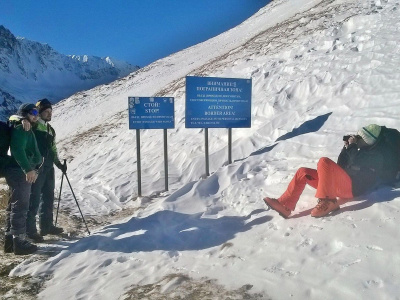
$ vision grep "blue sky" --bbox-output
[0,0,270,66]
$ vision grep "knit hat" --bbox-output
[357,124,381,145]
[17,103,37,117]
[36,98,52,113]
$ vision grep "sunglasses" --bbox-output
[28,109,38,116]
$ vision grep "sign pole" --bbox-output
[136,129,142,197]
[228,128,232,164]
[164,129,169,191]
[205,128,210,176]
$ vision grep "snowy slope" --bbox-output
[10,0,400,299]
[0,25,139,120]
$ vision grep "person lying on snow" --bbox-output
[264,124,400,218]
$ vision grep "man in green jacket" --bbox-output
[26,99,65,242]
[3,103,42,255]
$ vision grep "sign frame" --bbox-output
[129,96,175,130]
[185,76,252,129]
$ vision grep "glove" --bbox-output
[56,161,67,173]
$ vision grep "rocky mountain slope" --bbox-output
[0,25,139,120]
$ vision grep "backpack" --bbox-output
[377,126,400,182]
[0,120,12,177]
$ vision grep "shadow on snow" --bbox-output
[248,112,332,157]
[64,209,271,254]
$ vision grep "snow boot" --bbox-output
[13,235,38,255]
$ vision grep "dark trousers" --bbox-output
[5,168,32,236]
[26,167,55,234]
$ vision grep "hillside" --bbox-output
[0,25,139,120]
[6,0,400,299]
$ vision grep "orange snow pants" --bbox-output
[278,157,353,210]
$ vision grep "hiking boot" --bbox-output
[4,234,13,253]
[40,225,64,236]
[264,197,292,218]
[27,232,45,243]
[13,235,38,255]
[311,198,340,218]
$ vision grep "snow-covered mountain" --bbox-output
[8,0,400,299]
[0,25,139,120]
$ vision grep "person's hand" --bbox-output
[348,135,358,145]
[60,163,67,174]
[22,119,31,131]
[56,160,67,173]
[26,170,38,183]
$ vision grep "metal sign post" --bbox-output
[205,128,210,176]
[185,76,252,176]
[136,129,142,197]
[129,97,174,197]
[164,129,169,191]
[228,128,232,164]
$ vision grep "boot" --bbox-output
[13,235,38,255]
[311,198,340,218]
[3,234,13,253]
[264,197,292,218]
[40,225,64,236]
[27,232,45,243]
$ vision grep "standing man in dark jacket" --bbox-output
[4,104,42,255]
[26,99,66,242]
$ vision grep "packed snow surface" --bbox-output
[10,0,400,299]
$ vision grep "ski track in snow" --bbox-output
[8,0,400,299]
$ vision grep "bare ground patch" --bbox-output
[122,274,270,300]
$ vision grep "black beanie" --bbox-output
[36,98,52,113]
[17,103,37,117]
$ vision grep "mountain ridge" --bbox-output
[0,25,139,120]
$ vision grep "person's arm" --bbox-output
[337,135,358,168]
[10,126,34,173]
[49,126,66,173]
[9,115,31,131]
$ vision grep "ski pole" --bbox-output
[54,159,66,226]
[64,172,91,235]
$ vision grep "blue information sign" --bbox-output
[129,97,175,129]
[185,76,252,128]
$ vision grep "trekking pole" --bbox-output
[54,159,66,226]
[64,172,91,235]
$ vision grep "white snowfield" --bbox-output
[11,0,400,299]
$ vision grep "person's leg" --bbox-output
[264,167,319,218]
[26,170,46,236]
[5,168,38,255]
[278,167,319,211]
[314,157,353,199]
[39,168,55,231]
[6,168,32,236]
[311,157,353,217]
[4,186,13,253]
[39,167,63,235]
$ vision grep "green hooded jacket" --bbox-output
[32,118,62,168]
[9,124,42,173]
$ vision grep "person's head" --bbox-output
[36,98,53,121]
[17,103,39,124]
[357,124,381,147]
